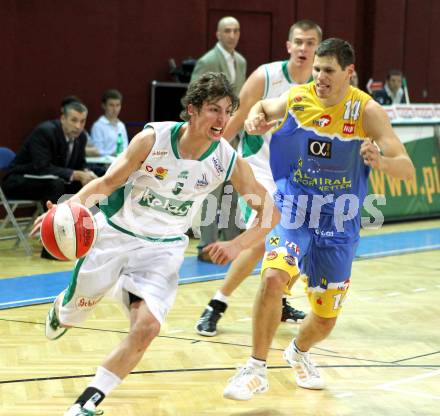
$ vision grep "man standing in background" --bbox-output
[191,16,247,262]
[196,20,322,337]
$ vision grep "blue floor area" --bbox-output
[0,228,439,310]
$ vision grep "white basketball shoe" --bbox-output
[45,296,68,340]
[283,339,325,389]
[223,361,269,400]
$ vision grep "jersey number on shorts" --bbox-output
[333,292,347,310]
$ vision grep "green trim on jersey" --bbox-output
[241,131,264,158]
[225,151,237,181]
[171,122,184,158]
[99,183,133,219]
[238,196,254,225]
[281,60,293,84]
[171,122,220,160]
[281,61,313,85]
[62,257,86,306]
[106,218,184,242]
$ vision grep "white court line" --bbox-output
[376,369,440,400]
[386,292,401,297]
[413,288,427,292]
[236,317,252,322]
[379,386,440,400]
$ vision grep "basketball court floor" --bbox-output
[0,218,439,415]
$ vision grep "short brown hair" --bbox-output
[288,19,322,42]
[316,38,355,69]
[180,72,239,121]
[102,89,122,104]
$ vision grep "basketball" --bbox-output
[40,203,97,261]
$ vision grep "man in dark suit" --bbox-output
[2,100,96,257]
[373,69,408,105]
[191,16,247,261]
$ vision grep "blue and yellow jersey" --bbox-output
[270,82,372,216]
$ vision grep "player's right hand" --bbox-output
[30,200,57,237]
[244,113,278,135]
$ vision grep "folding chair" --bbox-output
[0,147,43,255]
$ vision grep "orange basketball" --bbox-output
[41,203,97,261]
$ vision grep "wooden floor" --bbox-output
[0,220,439,415]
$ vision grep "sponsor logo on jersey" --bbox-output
[294,95,303,103]
[292,167,352,191]
[314,228,334,237]
[313,114,332,127]
[269,236,280,246]
[292,105,305,111]
[178,170,189,179]
[145,165,154,172]
[139,187,194,216]
[151,149,169,158]
[342,123,355,135]
[195,173,209,189]
[154,167,168,180]
[172,182,184,195]
[266,250,278,260]
[211,157,225,177]
[76,295,103,310]
[283,255,297,266]
[285,240,300,254]
[308,139,332,159]
[316,297,323,305]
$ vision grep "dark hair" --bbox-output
[315,38,355,69]
[60,95,82,113]
[102,89,122,103]
[180,72,239,121]
[63,101,88,116]
[386,69,403,80]
[288,19,322,42]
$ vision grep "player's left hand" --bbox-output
[203,241,242,265]
[30,200,56,237]
[360,139,382,170]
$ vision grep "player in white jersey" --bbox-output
[31,73,280,416]
[196,20,322,337]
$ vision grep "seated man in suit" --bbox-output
[2,100,96,258]
[373,69,408,105]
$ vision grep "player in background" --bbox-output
[196,20,322,336]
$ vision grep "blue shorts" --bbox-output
[262,211,359,317]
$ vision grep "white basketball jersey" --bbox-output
[262,60,296,100]
[240,60,299,194]
[99,122,237,240]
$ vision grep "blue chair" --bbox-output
[0,147,43,255]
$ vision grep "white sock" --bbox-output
[247,356,266,368]
[88,366,122,396]
[213,290,229,304]
[293,339,307,354]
